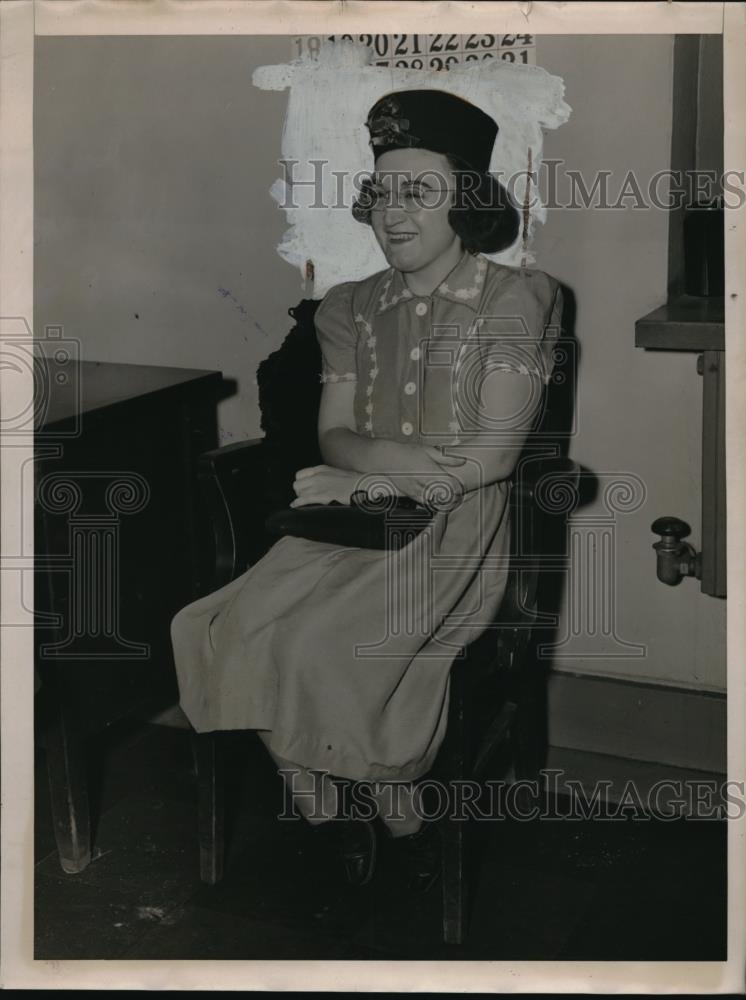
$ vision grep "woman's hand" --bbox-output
[384,447,466,507]
[290,465,363,508]
[294,445,468,510]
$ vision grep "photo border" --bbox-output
[1,0,743,992]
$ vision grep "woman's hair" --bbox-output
[352,152,521,255]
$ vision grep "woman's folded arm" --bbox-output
[316,368,542,504]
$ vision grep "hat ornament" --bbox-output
[367,96,420,148]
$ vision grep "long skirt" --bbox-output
[171,481,511,783]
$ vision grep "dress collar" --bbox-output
[376,251,488,315]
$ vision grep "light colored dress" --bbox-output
[171,251,563,783]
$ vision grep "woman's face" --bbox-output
[369,148,462,276]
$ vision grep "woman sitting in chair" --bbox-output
[171,89,563,889]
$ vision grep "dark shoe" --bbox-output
[397,821,442,894]
[315,818,377,887]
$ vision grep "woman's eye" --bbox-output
[404,186,433,205]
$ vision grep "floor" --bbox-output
[34,720,727,961]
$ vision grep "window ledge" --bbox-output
[635,295,724,351]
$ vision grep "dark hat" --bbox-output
[365,89,498,173]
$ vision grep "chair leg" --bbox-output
[510,666,546,783]
[441,680,468,946]
[472,699,517,780]
[191,731,224,884]
[44,700,91,874]
[441,815,467,945]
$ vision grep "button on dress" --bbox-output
[171,251,563,783]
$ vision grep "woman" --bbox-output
[171,89,563,888]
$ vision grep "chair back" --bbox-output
[257,299,324,511]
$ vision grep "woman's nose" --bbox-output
[382,199,407,225]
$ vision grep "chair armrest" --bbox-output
[511,455,581,511]
[200,438,267,469]
[499,455,581,631]
[198,438,272,593]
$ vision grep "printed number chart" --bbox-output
[291,34,536,69]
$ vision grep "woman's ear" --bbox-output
[351,174,376,227]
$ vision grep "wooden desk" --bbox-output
[35,359,222,872]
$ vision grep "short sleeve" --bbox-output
[474,270,563,386]
[314,281,358,384]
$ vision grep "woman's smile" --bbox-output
[385,229,418,245]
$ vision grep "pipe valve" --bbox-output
[651,516,702,586]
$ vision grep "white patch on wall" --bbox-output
[253,42,570,298]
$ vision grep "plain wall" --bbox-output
[34,34,726,693]
[35,35,301,446]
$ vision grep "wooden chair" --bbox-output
[189,300,579,945]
